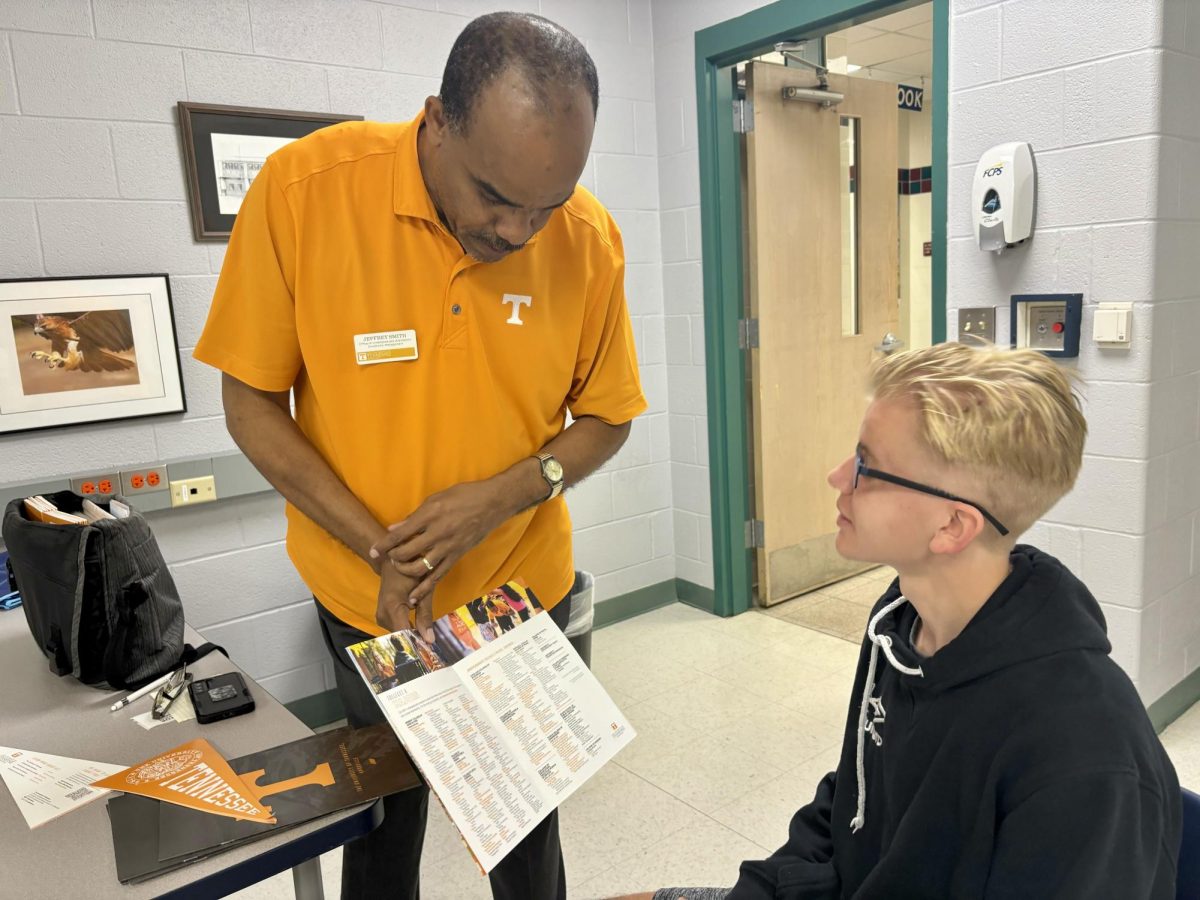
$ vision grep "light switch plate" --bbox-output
[958,307,996,345]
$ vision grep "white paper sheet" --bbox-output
[0,747,127,829]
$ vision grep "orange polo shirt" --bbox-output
[194,114,646,635]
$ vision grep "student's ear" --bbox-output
[929,504,986,556]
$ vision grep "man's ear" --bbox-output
[928,504,986,556]
[424,96,449,141]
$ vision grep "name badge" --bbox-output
[353,330,418,365]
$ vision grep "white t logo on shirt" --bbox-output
[501,294,532,325]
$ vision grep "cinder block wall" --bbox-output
[648,0,1199,707]
[0,0,668,705]
[946,0,1200,706]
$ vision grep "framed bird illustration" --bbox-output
[0,274,186,435]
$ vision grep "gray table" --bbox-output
[0,609,379,899]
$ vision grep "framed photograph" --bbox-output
[178,102,363,241]
[0,275,186,435]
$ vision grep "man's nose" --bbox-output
[493,209,536,247]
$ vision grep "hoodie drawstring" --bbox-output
[850,596,924,834]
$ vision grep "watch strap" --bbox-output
[535,452,564,500]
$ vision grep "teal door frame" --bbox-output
[694,0,949,617]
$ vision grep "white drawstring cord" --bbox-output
[850,596,924,833]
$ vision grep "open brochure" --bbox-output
[347,581,635,873]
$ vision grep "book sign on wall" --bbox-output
[898,84,924,112]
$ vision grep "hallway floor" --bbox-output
[235,568,1200,899]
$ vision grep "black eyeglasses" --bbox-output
[854,453,1009,536]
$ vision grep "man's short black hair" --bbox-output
[439,12,599,133]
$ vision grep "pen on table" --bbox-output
[110,668,180,712]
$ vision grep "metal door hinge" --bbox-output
[738,317,759,349]
[745,518,765,549]
[733,98,754,133]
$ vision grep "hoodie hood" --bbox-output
[865,544,1110,695]
[849,545,1112,833]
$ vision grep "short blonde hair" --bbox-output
[869,342,1087,541]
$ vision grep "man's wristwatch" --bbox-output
[535,452,565,500]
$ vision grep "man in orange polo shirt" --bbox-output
[194,12,645,900]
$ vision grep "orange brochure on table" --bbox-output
[91,738,276,824]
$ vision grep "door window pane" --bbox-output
[840,115,860,336]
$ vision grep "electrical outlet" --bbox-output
[71,473,120,499]
[120,466,168,495]
[170,475,217,508]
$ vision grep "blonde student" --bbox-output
[625,343,1181,900]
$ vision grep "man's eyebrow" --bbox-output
[474,176,572,211]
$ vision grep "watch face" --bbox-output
[544,458,564,482]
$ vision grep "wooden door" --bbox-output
[745,63,899,605]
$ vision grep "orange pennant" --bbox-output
[91,738,276,824]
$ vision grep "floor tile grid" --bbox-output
[231,578,1200,900]
[232,602,859,899]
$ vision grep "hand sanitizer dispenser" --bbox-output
[972,142,1035,252]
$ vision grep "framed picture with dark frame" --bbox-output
[0,274,186,435]
[178,102,363,241]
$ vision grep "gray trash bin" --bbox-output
[564,569,594,668]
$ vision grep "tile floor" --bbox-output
[234,567,1200,900]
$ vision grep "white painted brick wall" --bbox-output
[592,97,637,155]
[542,0,634,45]
[437,1,538,19]
[38,200,210,275]
[251,0,384,70]
[1131,29,1200,704]
[183,51,331,112]
[0,0,92,37]
[0,118,119,197]
[0,2,670,707]
[111,124,189,200]
[0,35,16,114]
[650,0,772,592]
[12,33,186,120]
[573,516,654,577]
[948,6,999,89]
[381,6,468,75]
[326,69,440,123]
[0,200,40,271]
[612,461,672,518]
[648,0,1200,660]
[662,261,703,316]
[587,36,655,102]
[93,0,254,53]
[595,154,660,210]
[945,0,1199,706]
[999,0,1163,78]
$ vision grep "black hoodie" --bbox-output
[731,546,1181,899]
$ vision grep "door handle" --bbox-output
[874,332,905,355]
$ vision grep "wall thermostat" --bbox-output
[1010,293,1082,358]
[1094,302,1133,347]
[973,142,1036,253]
